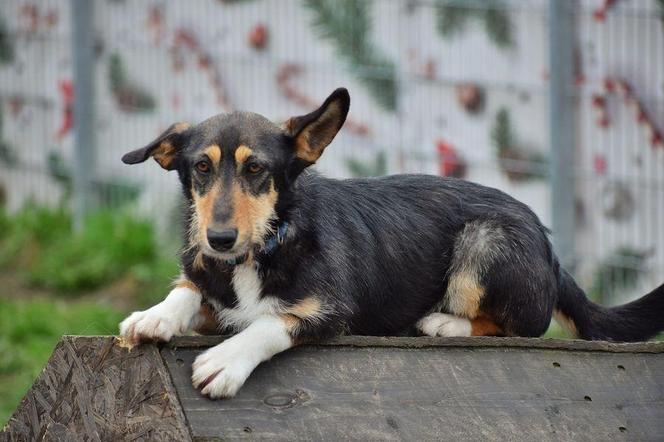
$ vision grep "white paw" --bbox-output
[119,287,201,344]
[191,316,293,399]
[119,308,180,344]
[191,339,255,398]
[417,313,472,337]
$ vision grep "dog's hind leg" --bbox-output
[416,312,503,337]
[432,219,555,338]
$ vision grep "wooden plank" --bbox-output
[163,339,664,441]
[2,336,191,442]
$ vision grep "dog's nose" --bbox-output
[207,228,238,252]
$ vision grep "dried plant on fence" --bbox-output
[108,53,156,113]
[491,108,547,182]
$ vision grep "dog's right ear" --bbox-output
[121,122,191,170]
[284,88,350,165]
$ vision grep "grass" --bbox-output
[0,204,166,294]
[0,204,179,425]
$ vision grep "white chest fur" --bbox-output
[213,262,281,331]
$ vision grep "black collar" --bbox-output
[222,221,290,266]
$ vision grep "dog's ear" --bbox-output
[284,88,350,164]
[121,122,191,170]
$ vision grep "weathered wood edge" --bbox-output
[160,335,664,353]
[58,335,664,353]
[146,339,194,442]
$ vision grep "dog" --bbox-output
[119,88,664,398]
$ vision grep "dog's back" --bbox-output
[280,173,557,336]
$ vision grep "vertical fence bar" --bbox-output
[71,0,95,231]
[548,0,576,271]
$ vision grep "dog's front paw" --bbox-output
[119,287,202,345]
[191,339,256,398]
[119,305,185,344]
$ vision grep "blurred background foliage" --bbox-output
[0,203,178,422]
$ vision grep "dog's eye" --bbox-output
[195,161,210,173]
[247,163,264,174]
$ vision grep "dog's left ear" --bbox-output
[121,122,191,170]
[284,88,350,164]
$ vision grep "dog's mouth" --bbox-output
[202,243,251,265]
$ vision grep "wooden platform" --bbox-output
[3,336,664,441]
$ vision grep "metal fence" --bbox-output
[0,0,662,303]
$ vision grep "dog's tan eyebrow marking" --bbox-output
[204,144,222,167]
[234,145,253,165]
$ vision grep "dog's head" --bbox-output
[122,88,349,262]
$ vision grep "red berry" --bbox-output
[593,154,607,175]
[249,24,268,50]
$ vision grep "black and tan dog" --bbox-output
[120,88,664,398]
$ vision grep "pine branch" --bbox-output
[491,107,514,155]
[47,151,72,198]
[491,108,547,181]
[657,0,664,31]
[345,151,387,177]
[0,14,14,65]
[109,53,127,91]
[435,2,470,38]
[0,142,15,167]
[483,7,512,48]
[435,0,513,49]
[304,0,397,110]
[590,247,646,301]
[0,106,16,166]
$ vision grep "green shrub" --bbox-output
[0,204,179,297]
[28,211,157,293]
[0,204,180,424]
[0,203,70,267]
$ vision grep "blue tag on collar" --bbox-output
[262,221,290,255]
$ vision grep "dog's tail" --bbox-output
[555,269,664,342]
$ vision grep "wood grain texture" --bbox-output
[163,337,664,441]
[2,336,191,442]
